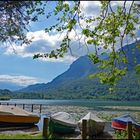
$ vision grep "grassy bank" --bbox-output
[0,133,42,139]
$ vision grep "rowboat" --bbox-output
[78,112,105,136]
[112,114,140,133]
[0,105,40,127]
[49,112,77,134]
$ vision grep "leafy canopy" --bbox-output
[0,1,140,87]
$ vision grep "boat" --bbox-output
[0,105,40,127]
[112,114,140,133]
[49,112,77,134]
[78,112,105,136]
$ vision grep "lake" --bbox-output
[0,99,140,110]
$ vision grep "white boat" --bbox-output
[0,105,40,126]
[78,112,105,136]
[49,112,77,134]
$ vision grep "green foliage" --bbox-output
[0,1,45,45]
[115,130,127,139]
[89,54,101,64]
[135,64,140,74]
[33,1,140,87]
[0,132,42,139]
[0,89,12,100]
[0,96,10,100]
[83,1,140,86]
[115,129,140,140]
[0,1,140,88]
[34,1,80,60]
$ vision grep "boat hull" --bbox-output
[112,120,126,130]
[112,120,140,133]
[78,120,105,136]
[78,112,105,136]
[0,122,35,127]
[49,120,76,134]
[0,114,39,126]
[87,120,105,136]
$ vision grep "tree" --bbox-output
[0,1,46,45]
[0,1,140,88]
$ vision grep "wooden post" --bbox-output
[82,119,87,140]
[31,104,33,112]
[127,121,133,140]
[40,104,42,114]
[23,104,25,109]
[42,117,49,139]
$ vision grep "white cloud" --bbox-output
[110,1,134,7]
[26,30,61,46]
[4,30,90,63]
[0,74,43,86]
[38,55,77,63]
[80,1,136,18]
[3,1,140,63]
[4,43,26,56]
[80,1,101,17]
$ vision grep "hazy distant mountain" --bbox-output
[0,89,12,95]
[17,41,140,100]
[0,81,23,91]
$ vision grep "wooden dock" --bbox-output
[0,102,43,113]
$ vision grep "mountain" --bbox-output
[0,81,23,91]
[18,55,99,92]
[17,41,140,100]
[0,89,13,100]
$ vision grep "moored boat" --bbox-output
[78,112,105,136]
[112,114,140,133]
[49,112,77,134]
[0,105,40,127]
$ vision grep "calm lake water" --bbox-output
[0,99,140,108]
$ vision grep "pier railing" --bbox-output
[0,102,43,113]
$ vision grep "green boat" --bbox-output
[49,112,77,134]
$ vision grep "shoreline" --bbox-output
[0,105,140,135]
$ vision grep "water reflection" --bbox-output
[36,113,51,131]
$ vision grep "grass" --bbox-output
[0,132,43,139]
[0,131,81,139]
[113,129,140,140]
[0,131,69,139]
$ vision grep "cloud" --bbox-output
[25,39,53,53]
[0,74,43,86]
[3,30,74,63]
[2,2,100,62]
[4,30,61,54]
[3,1,140,63]
[80,1,101,17]
[79,1,138,18]
[110,1,135,7]
[4,29,91,63]
[38,55,77,63]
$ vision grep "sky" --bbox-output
[0,1,140,90]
